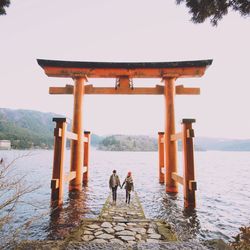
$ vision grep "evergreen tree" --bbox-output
[176,0,250,25]
[1,1,249,25]
[0,0,10,15]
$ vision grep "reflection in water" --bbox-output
[156,193,202,241]
[47,187,89,239]
[182,208,201,239]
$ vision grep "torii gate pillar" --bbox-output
[164,77,178,193]
[69,77,85,191]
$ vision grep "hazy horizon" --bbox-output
[1,106,250,140]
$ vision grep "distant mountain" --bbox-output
[98,135,250,152]
[1,108,250,151]
[0,108,103,149]
[195,137,250,151]
[91,134,104,147]
[0,108,58,149]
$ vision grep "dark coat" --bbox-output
[122,176,134,192]
[109,174,121,188]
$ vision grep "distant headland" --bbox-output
[1,108,250,151]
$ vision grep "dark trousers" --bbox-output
[111,186,118,201]
[126,190,131,204]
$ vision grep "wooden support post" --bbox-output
[83,131,91,184]
[51,117,68,207]
[182,119,196,208]
[164,77,178,193]
[158,132,165,183]
[69,77,85,191]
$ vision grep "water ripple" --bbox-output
[1,149,250,243]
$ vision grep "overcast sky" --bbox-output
[0,0,249,138]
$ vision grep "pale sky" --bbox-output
[0,1,249,138]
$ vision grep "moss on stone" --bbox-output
[15,240,65,250]
[157,225,178,241]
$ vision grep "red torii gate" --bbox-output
[37,59,212,208]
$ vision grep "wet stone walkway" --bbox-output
[68,192,177,245]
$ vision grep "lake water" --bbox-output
[0,149,250,244]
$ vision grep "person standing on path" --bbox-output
[109,170,121,204]
[122,171,134,204]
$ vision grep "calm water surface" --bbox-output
[1,149,250,243]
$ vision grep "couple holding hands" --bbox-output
[109,170,134,205]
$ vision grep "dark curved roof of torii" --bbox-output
[37,59,213,78]
[37,59,212,69]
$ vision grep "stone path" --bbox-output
[99,192,145,221]
[17,192,209,249]
[67,192,177,245]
